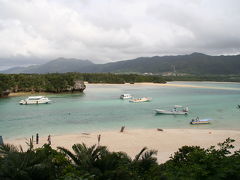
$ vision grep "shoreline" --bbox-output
[5,128,240,163]
[87,81,240,91]
[9,92,54,97]
[8,91,84,97]
[6,81,240,97]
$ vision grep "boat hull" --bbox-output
[190,121,210,125]
[155,109,188,115]
[129,97,151,103]
[190,119,210,125]
[19,100,51,105]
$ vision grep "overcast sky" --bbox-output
[0,0,240,69]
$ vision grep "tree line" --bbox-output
[1,73,240,97]
[0,73,166,97]
[164,74,240,82]
[0,138,239,179]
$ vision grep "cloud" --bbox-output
[0,0,240,69]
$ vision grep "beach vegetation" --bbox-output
[1,138,240,179]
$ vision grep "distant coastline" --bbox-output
[8,91,86,97]
[6,81,240,97]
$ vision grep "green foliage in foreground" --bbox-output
[0,138,240,180]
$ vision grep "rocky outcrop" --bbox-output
[0,90,10,97]
[67,80,86,92]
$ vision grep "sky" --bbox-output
[0,0,240,69]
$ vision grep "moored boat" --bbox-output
[129,97,151,103]
[155,105,188,115]
[190,117,210,125]
[120,94,132,99]
[19,96,51,105]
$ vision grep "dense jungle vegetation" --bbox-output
[1,73,240,97]
[0,73,166,96]
[0,138,240,179]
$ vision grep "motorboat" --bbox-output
[129,97,151,103]
[120,94,132,99]
[190,117,210,125]
[19,96,51,105]
[155,105,188,115]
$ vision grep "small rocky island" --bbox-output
[0,80,86,97]
[0,73,86,98]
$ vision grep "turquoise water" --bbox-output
[0,82,240,139]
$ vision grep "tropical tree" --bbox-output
[159,138,240,179]
[58,143,108,176]
[0,143,72,180]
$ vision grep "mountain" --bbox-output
[94,53,240,75]
[2,58,94,74]
[1,53,240,75]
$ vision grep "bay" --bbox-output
[0,82,240,139]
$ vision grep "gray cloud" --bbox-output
[0,0,240,69]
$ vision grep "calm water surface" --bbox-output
[0,82,240,139]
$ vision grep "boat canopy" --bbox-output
[198,119,211,122]
[27,96,45,100]
[174,105,183,108]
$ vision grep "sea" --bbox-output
[0,82,240,139]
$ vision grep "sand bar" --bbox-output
[7,82,240,97]
[86,82,240,91]
[5,128,240,163]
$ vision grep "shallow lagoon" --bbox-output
[1,82,240,139]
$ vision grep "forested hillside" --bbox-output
[2,53,240,75]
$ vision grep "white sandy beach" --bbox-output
[6,128,240,163]
[86,82,240,91]
[8,82,240,97]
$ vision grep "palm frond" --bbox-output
[57,146,79,165]
[141,150,158,160]
[0,143,19,156]
[134,147,147,161]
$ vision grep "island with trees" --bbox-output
[0,73,166,97]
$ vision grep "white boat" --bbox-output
[129,97,151,103]
[120,94,132,99]
[190,117,210,125]
[19,96,51,105]
[155,105,188,115]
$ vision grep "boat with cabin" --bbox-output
[190,117,210,125]
[120,94,132,99]
[19,96,51,105]
[129,97,151,103]
[155,105,188,115]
